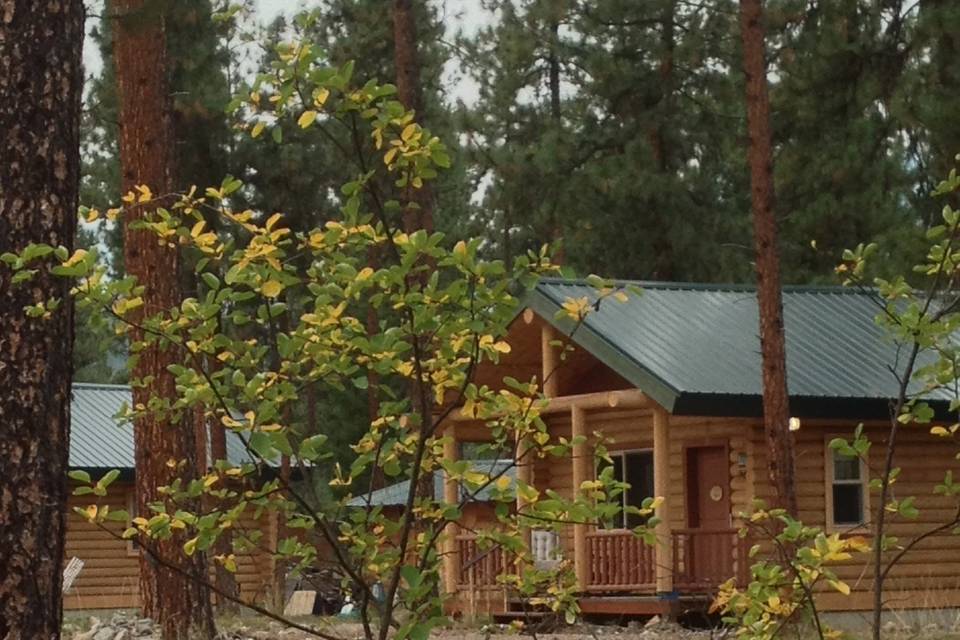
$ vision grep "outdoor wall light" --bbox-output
[737,452,748,473]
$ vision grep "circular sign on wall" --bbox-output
[709,485,723,502]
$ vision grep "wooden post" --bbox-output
[571,404,590,590]
[442,432,460,595]
[653,407,673,593]
[541,324,560,398]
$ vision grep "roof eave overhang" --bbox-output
[671,393,954,421]
[523,288,682,412]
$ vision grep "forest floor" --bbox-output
[63,610,725,640]
[62,610,960,639]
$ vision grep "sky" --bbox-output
[84,0,490,106]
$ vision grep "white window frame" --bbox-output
[126,490,139,557]
[824,436,870,532]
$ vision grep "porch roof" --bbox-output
[347,459,515,507]
[525,278,950,418]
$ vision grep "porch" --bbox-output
[440,319,754,617]
[453,527,749,609]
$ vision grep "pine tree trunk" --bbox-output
[546,13,565,264]
[0,2,83,637]
[113,0,215,636]
[739,0,798,516]
[392,0,434,235]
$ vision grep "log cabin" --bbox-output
[65,383,280,610]
[434,278,960,618]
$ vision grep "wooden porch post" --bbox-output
[442,430,460,595]
[571,404,590,590]
[653,407,673,593]
[541,323,560,397]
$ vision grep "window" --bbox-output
[827,445,868,528]
[126,490,139,557]
[602,450,655,529]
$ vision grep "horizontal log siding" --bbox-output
[63,482,276,610]
[752,421,960,610]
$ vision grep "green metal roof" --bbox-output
[347,460,515,508]
[527,278,947,418]
[70,383,251,470]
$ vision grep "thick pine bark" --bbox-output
[392,0,434,235]
[739,0,798,515]
[113,0,215,636]
[0,2,83,637]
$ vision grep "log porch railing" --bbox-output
[454,528,748,595]
[456,534,509,590]
[584,529,657,592]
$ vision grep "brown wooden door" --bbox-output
[680,445,733,589]
[686,445,731,529]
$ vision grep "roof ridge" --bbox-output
[536,276,873,295]
[72,382,130,390]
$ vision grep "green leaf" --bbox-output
[299,434,328,461]
[68,470,91,484]
[97,469,120,488]
[248,432,277,461]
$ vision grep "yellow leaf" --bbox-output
[251,121,266,138]
[265,212,283,230]
[313,88,330,107]
[495,476,511,491]
[561,296,590,320]
[261,279,284,298]
[62,248,88,268]
[298,110,318,129]
[84,208,100,223]
[357,266,374,281]
[401,123,418,141]
[492,341,511,354]
[106,208,121,221]
[931,425,950,437]
[84,505,98,521]
[384,147,399,165]
[221,415,242,428]
[191,220,206,238]
[829,579,851,596]
[135,185,152,203]
[613,291,629,303]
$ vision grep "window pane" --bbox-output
[625,451,655,528]
[833,484,863,525]
[833,454,861,481]
[598,455,625,529]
